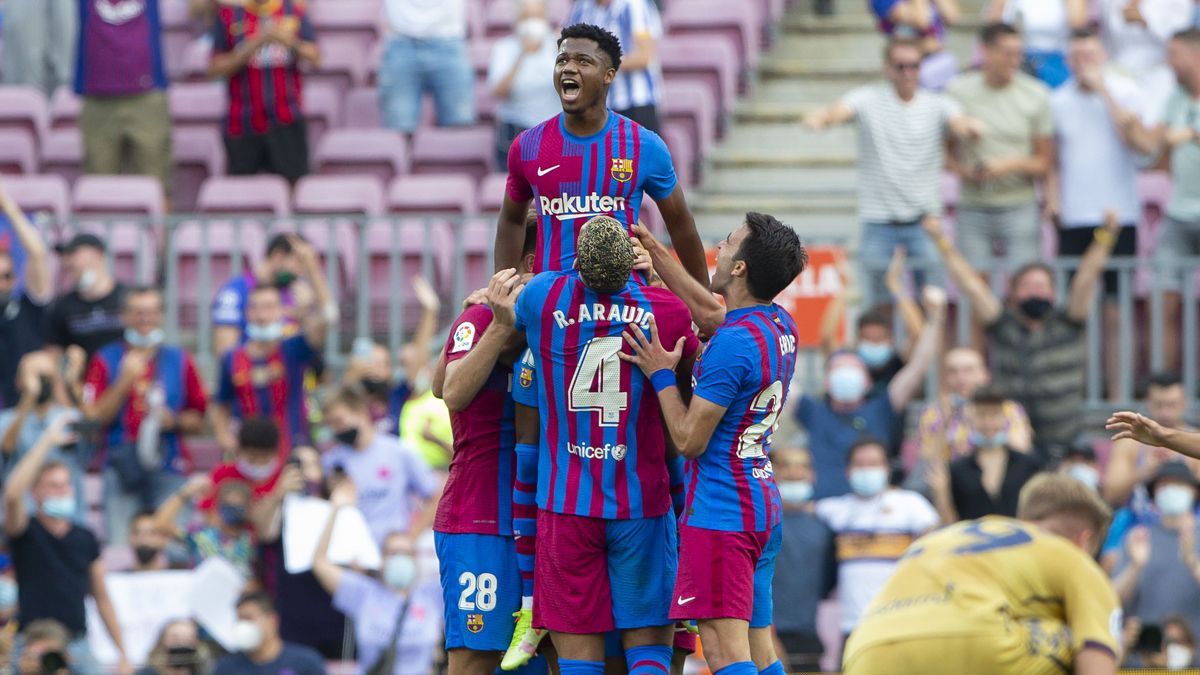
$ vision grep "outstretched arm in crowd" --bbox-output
[290,236,335,350]
[404,276,442,389]
[802,101,855,132]
[90,559,133,674]
[819,257,854,358]
[620,316,709,458]
[153,474,212,536]
[248,463,306,543]
[0,179,51,303]
[922,216,1003,324]
[630,223,725,337]
[1107,411,1200,461]
[888,287,947,413]
[312,481,357,597]
[885,247,927,359]
[1066,211,1120,323]
[3,413,75,537]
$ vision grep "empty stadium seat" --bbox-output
[663,0,759,71]
[477,172,508,213]
[49,88,81,130]
[0,128,37,174]
[344,87,381,129]
[661,122,694,188]
[474,79,499,125]
[294,175,386,217]
[40,128,84,186]
[0,86,49,142]
[411,126,494,181]
[661,79,720,155]
[197,175,292,215]
[388,174,479,215]
[310,0,381,45]
[71,175,166,284]
[313,129,409,183]
[178,37,214,82]
[468,39,498,81]
[659,35,740,115]
[303,81,345,151]
[307,37,371,95]
[172,126,227,213]
[1,174,70,220]
[169,82,228,129]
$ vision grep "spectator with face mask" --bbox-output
[0,179,53,410]
[45,234,126,367]
[0,352,88,524]
[137,619,211,675]
[771,447,836,674]
[488,0,562,168]
[83,286,209,546]
[795,286,947,499]
[127,511,169,572]
[153,474,256,577]
[323,386,441,546]
[215,591,325,675]
[16,620,73,675]
[1059,442,1102,492]
[212,234,317,359]
[312,482,441,675]
[926,385,1044,523]
[1161,616,1199,670]
[1112,461,1200,636]
[2,413,132,674]
[816,439,939,646]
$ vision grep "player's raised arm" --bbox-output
[1107,411,1200,461]
[496,195,534,273]
[655,187,711,290]
[631,222,725,336]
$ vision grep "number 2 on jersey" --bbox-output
[569,336,628,426]
[738,380,783,459]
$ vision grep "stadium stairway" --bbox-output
[690,0,988,243]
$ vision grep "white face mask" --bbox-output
[1156,484,1196,517]
[516,17,549,44]
[77,268,98,292]
[1167,643,1194,670]
[231,619,263,652]
[777,480,813,505]
[1066,464,1100,491]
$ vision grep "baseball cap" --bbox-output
[55,232,106,255]
[1148,460,1200,497]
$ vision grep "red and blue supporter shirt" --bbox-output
[216,335,317,449]
[75,0,168,96]
[682,304,798,533]
[433,305,517,536]
[211,0,315,137]
[83,342,208,474]
[514,270,699,520]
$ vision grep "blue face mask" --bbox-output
[384,554,417,590]
[0,578,16,611]
[245,321,284,343]
[849,468,889,498]
[777,480,814,505]
[857,342,894,369]
[41,496,76,520]
[828,366,869,403]
[124,328,164,349]
[969,430,1008,449]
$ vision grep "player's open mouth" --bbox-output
[561,78,581,101]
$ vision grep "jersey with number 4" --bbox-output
[515,270,699,520]
[682,304,798,533]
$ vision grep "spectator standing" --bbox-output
[1105,372,1192,509]
[771,447,836,674]
[1153,29,1200,376]
[816,439,939,643]
[1112,461,1200,635]
[927,385,1043,523]
[76,0,173,198]
[1102,0,1193,121]
[312,483,441,675]
[212,237,333,454]
[2,414,131,674]
[804,38,981,301]
[378,0,475,137]
[488,0,562,169]
[215,592,326,675]
[1046,30,1158,401]
[45,233,126,364]
[567,0,665,131]
[923,213,1119,464]
[794,286,947,499]
[988,0,1088,87]
[0,180,53,409]
[946,23,1053,270]
[322,386,441,546]
[209,0,320,183]
[153,475,256,577]
[0,0,75,95]
[868,0,962,90]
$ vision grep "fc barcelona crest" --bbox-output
[466,614,485,633]
[519,366,534,389]
[610,158,633,182]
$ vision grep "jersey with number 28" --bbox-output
[683,304,798,533]
[515,270,699,520]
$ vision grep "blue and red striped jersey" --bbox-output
[682,304,799,533]
[515,271,699,520]
[506,112,678,273]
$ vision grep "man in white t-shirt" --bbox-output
[1101,0,1192,122]
[379,0,476,136]
[815,438,939,648]
[804,37,981,304]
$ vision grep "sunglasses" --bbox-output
[891,62,921,72]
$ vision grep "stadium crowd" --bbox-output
[0,0,1199,673]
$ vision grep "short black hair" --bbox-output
[121,284,163,312]
[972,383,1009,407]
[238,417,280,454]
[523,211,538,257]
[130,509,158,528]
[1069,27,1098,41]
[1148,371,1184,390]
[325,383,369,413]
[980,22,1020,46]
[236,590,276,615]
[736,212,807,302]
[1008,261,1056,297]
[847,437,888,464]
[558,23,623,71]
[1172,28,1200,45]
[266,233,296,257]
[856,306,892,333]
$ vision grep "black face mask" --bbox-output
[36,375,54,406]
[361,377,391,398]
[134,545,160,566]
[1018,297,1054,320]
[273,271,298,289]
[334,428,360,447]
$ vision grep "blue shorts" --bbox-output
[751,524,782,628]
[436,532,522,651]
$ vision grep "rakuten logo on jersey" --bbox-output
[539,194,627,221]
[568,442,628,461]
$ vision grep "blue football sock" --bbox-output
[558,659,605,675]
[714,662,758,675]
[759,660,786,675]
[626,645,672,675]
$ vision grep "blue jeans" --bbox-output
[858,219,944,306]
[378,36,476,133]
[103,468,186,546]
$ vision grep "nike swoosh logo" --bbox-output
[537,165,560,177]
[677,596,696,606]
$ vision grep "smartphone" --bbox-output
[1135,624,1163,654]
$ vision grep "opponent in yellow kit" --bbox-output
[843,474,1122,675]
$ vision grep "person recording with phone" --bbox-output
[17,619,73,675]
[137,618,212,675]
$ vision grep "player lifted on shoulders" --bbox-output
[622,212,807,675]
[506,216,700,675]
[494,22,712,317]
[842,474,1121,675]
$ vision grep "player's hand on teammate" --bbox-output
[619,315,685,376]
[486,269,525,328]
[1106,411,1170,448]
[629,221,663,254]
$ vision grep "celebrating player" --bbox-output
[842,473,1121,675]
[433,223,539,675]
[620,212,807,675]
[506,216,699,675]
[494,23,710,304]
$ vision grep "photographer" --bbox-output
[17,620,72,675]
[137,619,211,675]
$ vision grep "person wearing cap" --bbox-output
[1059,441,1101,492]
[1112,461,1200,636]
[0,179,52,410]
[45,233,126,366]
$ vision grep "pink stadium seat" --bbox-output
[303,81,344,152]
[294,175,386,216]
[1,174,70,220]
[197,175,292,215]
[161,0,199,80]
[313,129,409,183]
[40,128,84,186]
[49,88,81,130]
[387,174,479,215]
[1138,170,1172,223]
[477,172,508,213]
[169,82,228,128]
[662,122,694,188]
[411,126,494,182]
[660,79,719,156]
[172,126,226,213]
[71,175,166,283]
[345,87,381,129]
[0,86,49,142]
[663,1,758,71]
[485,0,517,36]
[178,37,213,82]
[310,0,381,45]
[474,79,498,125]
[468,39,498,81]
[307,37,371,95]
[0,129,37,174]
[659,35,740,115]
[365,218,455,332]
[455,217,496,293]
